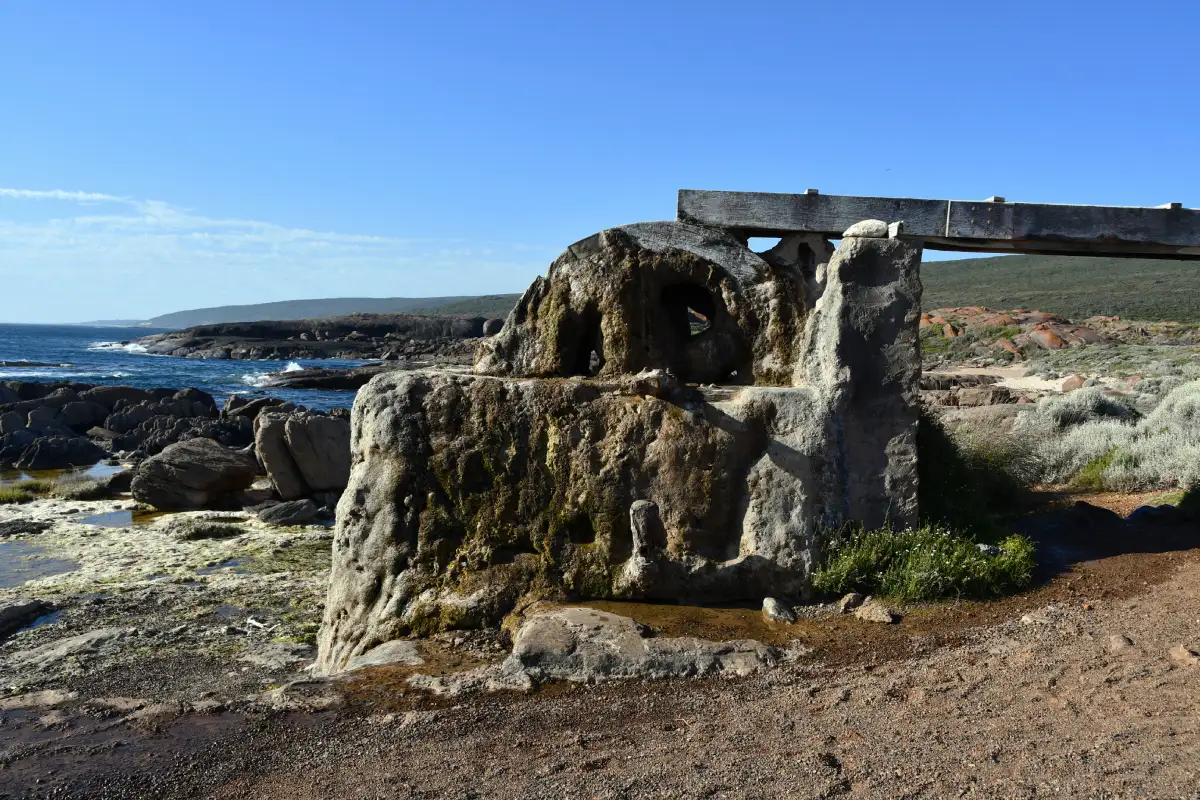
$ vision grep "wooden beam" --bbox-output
[677,190,1200,259]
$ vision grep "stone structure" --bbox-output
[317,214,922,673]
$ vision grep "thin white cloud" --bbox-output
[0,188,131,203]
[0,188,555,323]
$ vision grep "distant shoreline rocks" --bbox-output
[131,312,504,362]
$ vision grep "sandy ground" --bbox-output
[0,492,1198,798]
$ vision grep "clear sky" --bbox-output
[1,0,1197,323]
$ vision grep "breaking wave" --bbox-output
[88,341,149,354]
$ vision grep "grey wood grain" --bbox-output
[677,190,1200,259]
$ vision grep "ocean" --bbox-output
[0,323,365,411]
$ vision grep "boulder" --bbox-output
[0,599,53,640]
[13,436,106,470]
[255,412,308,500]
[285,415,350,492]
[482,318,504,336]
[78,385,155,412]
[762,597,796,624]
[317,229,922,673]
[0,519,52,537]
[256,498,319,526]
[504,607,782,682]
[58,400,110,431]
[131,438,259,510]
[0,410,24,435]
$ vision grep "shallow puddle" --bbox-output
[72,509,167,528]
[569,599,816,647]
[0,540,79,588]
[196,558,251,575]
[0,462,125,487]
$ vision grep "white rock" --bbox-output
[345,639,424,671]
[853,599,898,624]
[762,597,796,624]
[841,219,890,238]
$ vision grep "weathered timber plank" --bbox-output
[678,190,1200,258]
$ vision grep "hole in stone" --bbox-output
[748,237,782,254]
[492,540,538,564]
[565,514,596,545]
[661,283,716,341]
[570,308,604,376]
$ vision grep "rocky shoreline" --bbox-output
[131,312,501,361]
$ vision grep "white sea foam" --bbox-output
[283,361,304,372]
[240,373,271,388]
[88,341,149,354]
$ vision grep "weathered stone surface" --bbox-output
[257,498,319,526]
[482,318,505,336]
[255,412,350,500]
[854,598,898,624]
[837,592,865,613]
[345,640,424,671]
[504,607,782,682]
[255,412,307,500]
[131,438,258,510]
[316,233,922,673]
[285,415,350,492]
[841,219,890,238]
[475,221,815,385]
[9,628,129,669]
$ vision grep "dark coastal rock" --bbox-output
[256,498,319,526]
[259,365,391,391]
[131,438,259,510]
[132,313,487,361]
[222,396,300,422]
[482,318,504,336]
[0,519,52,537]
[0,599,54,640]
[13,436,106,470]
[58,401,111,431]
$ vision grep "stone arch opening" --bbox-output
[661,283,717,341]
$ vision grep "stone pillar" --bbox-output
[798,223,923,531]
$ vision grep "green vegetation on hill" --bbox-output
[127,252,1200,331]
[922,255,1200,322]
[144,295,516,328]
[411,294,521,317]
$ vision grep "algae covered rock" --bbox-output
[317,230,923,674]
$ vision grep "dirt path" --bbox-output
[2,537,1196,799]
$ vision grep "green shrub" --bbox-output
[814,524,1036,601]
[1070,447,1117,491]
[917,410,1030,534]
[0,486,36,505]
[50,479,111,501]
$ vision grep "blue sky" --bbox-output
[1,1,1197,323]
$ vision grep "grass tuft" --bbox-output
[0,486,37,505]
[814,524,1036,602]
[167,518,244,541]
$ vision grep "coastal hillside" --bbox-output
[923,254,1200,322]
[115,255,1200,331]
[141,294,521,328]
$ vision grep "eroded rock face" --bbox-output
[317,231,922,673]
[474,222,818,385]
[131,438,258,510]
